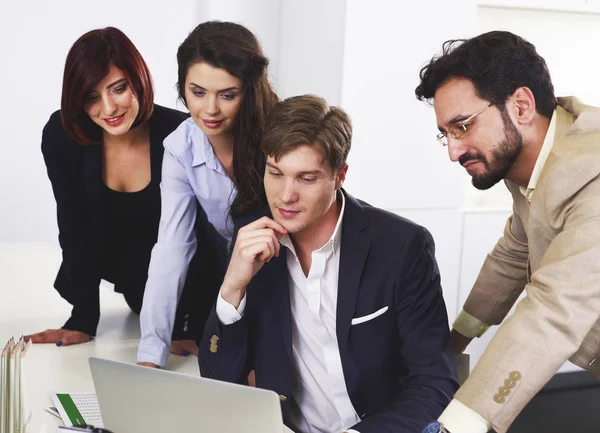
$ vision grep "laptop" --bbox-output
[89,357,285,433]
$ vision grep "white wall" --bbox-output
[0,0,200,244]
[197,0,348,102]
[197,0,282,88]
[277,0,347,104]
[342,0,480,330]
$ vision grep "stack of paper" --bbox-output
[0,337,32,433]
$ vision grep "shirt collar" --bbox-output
[280,190,346,258]
[191,127,228,176]
[519,109,557,202]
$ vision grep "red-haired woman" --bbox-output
[28,27,213,351]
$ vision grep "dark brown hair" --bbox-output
[261,94,352,172]
[177,21,278,218]
[415,31,556,118]
[60,27,154,145]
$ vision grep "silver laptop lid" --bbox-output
[89,357,283,433]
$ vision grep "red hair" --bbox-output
[60,27,154,145]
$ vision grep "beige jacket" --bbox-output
[455,97,600,433]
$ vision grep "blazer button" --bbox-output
[279,395,288,402]
[493,394,505,404]
[505,379,517,389]
[509,371,522,381]
[209,336,219,353]
[499,386,511,396]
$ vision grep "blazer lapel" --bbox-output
[336,191,371,350]
[148,105,165,184]
[83,144,105,240]
[267,248,294,365]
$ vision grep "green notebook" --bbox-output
[50,393,103,428]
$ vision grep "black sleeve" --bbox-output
[41,112,101,336]
[198,210,268,381]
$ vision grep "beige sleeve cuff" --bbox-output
[438,399,491,433]
[453,309,491,339]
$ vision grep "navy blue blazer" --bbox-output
[199,191,458,432]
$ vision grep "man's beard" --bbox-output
[459,108,523,190]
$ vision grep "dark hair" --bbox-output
[415,31,556,118]
[177,21,278,218]
[261,95,352,172]
[60,27,154,145]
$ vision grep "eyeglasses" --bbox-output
[436,102,494,146]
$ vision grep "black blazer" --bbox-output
[199,190,458,433]
[41,105,188,336]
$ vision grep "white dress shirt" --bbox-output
[137,118,236,367]
[217,193,361,433]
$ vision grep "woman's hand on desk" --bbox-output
[26,329,92,346]
[137,362,160,368]
[170,339,199,357]
[136,340,199,369]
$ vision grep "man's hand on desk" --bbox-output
[450,329,472,356]
[26,329,91,346]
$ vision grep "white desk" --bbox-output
[0,242,202,433]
